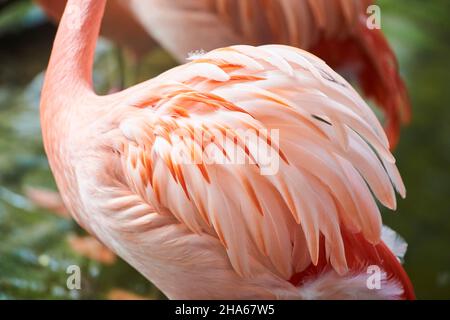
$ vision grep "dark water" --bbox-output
[0,0,449,299]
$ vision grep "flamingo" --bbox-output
[36,0,410,148]
[41,0,414,299]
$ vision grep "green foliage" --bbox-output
[377,0,450,299]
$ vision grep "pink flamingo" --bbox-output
[41,0,414,299]
[36,0,410,148]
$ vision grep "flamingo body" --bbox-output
[127,0,410,147]
[40,0,414,299]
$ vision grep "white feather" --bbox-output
[381,225,408,262]
[298,270,404,300]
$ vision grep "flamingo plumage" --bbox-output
[36,0,410,148]
[41,0,414,299]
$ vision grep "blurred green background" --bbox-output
[0,0,449,299]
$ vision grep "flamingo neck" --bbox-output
[42,0,106,102]
[40,0,106,198]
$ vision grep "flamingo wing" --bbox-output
[116,45,405,280]
[127,0,408,147]
[203,0,370,47]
